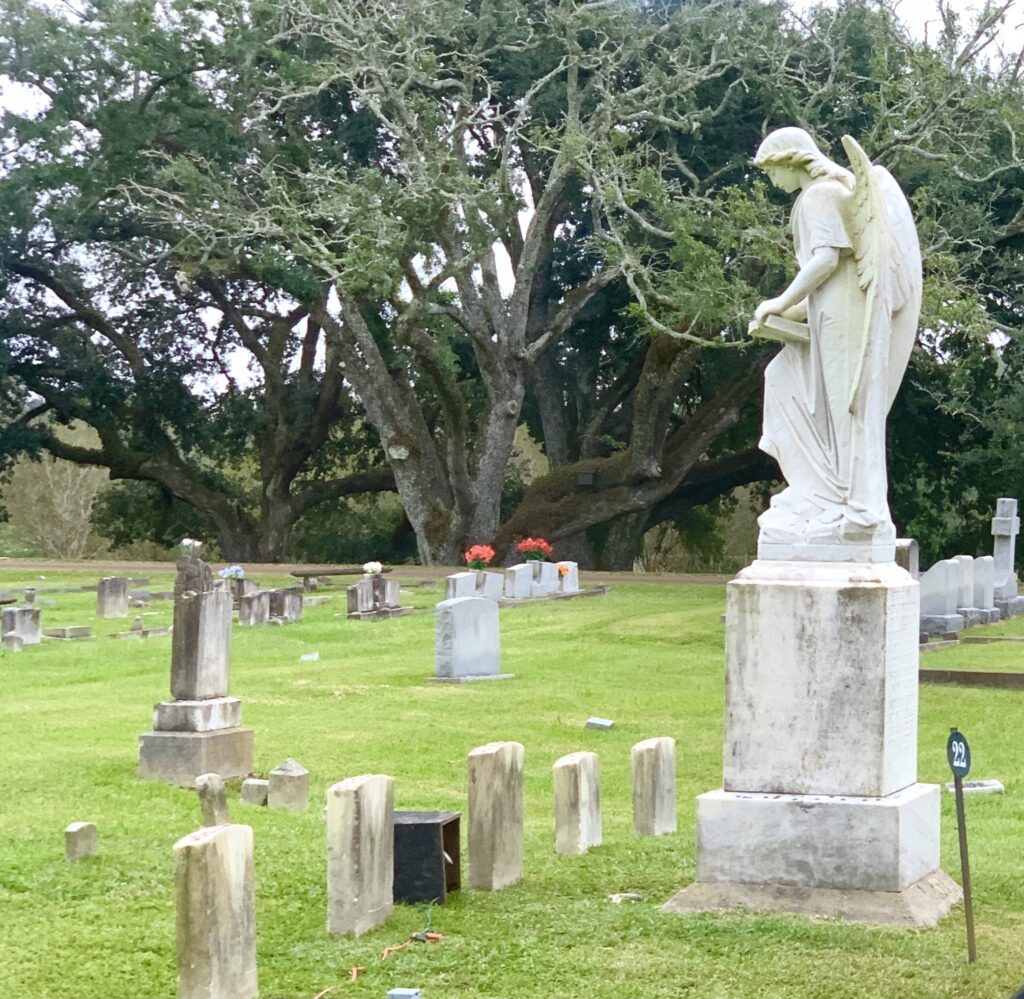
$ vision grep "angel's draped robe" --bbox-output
[759,177,893,541]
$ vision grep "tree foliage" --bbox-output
[3,0,1024,566]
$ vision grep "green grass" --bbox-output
[1,567,1023,998]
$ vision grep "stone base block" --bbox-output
[921,613,964,636]
[995,595,1024,618]
[661,869,961,927]
[153,697,241,732]
[695,784,940,892]
[426,673,514,684]
[976,608,1002,625]
[138,728,253,787]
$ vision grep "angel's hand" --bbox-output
[781,299,808,322]
[754,297,786,323]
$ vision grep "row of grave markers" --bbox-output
[164,736,676,998]
[914,497,1024,636]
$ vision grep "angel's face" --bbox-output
[765,164,803,193]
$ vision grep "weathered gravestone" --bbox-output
[326,774,394,936]
[468,742,524,890]
[553,751,601,855]
[138,550,253,786]
[268,758,309,812]
[268,587,303,624]
[430,597,509,682]
[96,576,129,618]
[238,591,270,627]
[1,606,41,646]
[992,498,1024,618]
[173,808,256,999]
[895,539,919,578]
[953,555,985,627]
[632,737,677,837]
[64,821,98,861]
[919,559,965,636]
[240,779,268,807]
[347,574,410,619]
[503,564,533,599]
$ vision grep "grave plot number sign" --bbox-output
[947,727,976,964]
[947,729,971,778]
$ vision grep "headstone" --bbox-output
[445,572,477,600]
[138,554,253,786]
[432,597,508,681]
[553,751,601,855]
[382,578,402,609]
[557,562,581,593]
[196,773,230,827]
[944,779,1004,794]
[23,587,35,605]
[174,823,257,999]
[972,556,1000,623]
[240,779,269,806]
[64,821,98,861]
[991,498,1024,617]
[326,774,394,936]
[467,742,524,890]
[1,607,41,645]
[919,559,965,636]
[268,758,309,811]
[478,571,505,602]
[632,737,677,837]
[584,717,614,731]
[347,577,374,616]
[895,539,919,578]
[268,587,303,623]
[96,576,129,618]
[238,591,270,627]
[388,990,421,999]
[530,561,559,597]
[504,564,533,599]
[953,554,984,626]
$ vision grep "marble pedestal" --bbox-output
[666,560,959,926]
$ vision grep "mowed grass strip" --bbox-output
[0,568,1023,998]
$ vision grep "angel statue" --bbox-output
[748,127,921,559]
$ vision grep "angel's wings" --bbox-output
[840,135,922,414]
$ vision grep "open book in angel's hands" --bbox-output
[747,314,811,346]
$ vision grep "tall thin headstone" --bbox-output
[553,751,601,855]
[468,742,524,890]
[174,823,256,999]
[139,543,253,786]
[632,737,676,836]
[326,774,394,936]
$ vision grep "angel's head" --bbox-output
[753,127,854,192]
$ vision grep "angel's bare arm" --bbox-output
[754,247,840,323]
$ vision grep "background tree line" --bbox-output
[2,0,1023,567]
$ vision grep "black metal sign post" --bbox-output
[947,727,976,964]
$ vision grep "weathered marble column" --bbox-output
[468,741,524,889]
[326,774,394,936]
[97,576,129,618]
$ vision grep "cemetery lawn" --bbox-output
[2,567,1024,999]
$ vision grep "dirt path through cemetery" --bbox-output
[0,557,730,587]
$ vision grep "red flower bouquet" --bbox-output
[464,544,496,570]
[516,537,553,561]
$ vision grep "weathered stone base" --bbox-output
[695,784,940,892]
[921,612,964,636]
[138,727,253,787]
[995,594,1024,618]
[426,673,514,684]
[661,869,961,927]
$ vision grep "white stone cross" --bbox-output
[991,497,1020,600]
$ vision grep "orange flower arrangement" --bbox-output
[464,544,496,570]
[516,536,553,561]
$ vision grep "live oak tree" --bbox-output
[3,0,1024,565]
